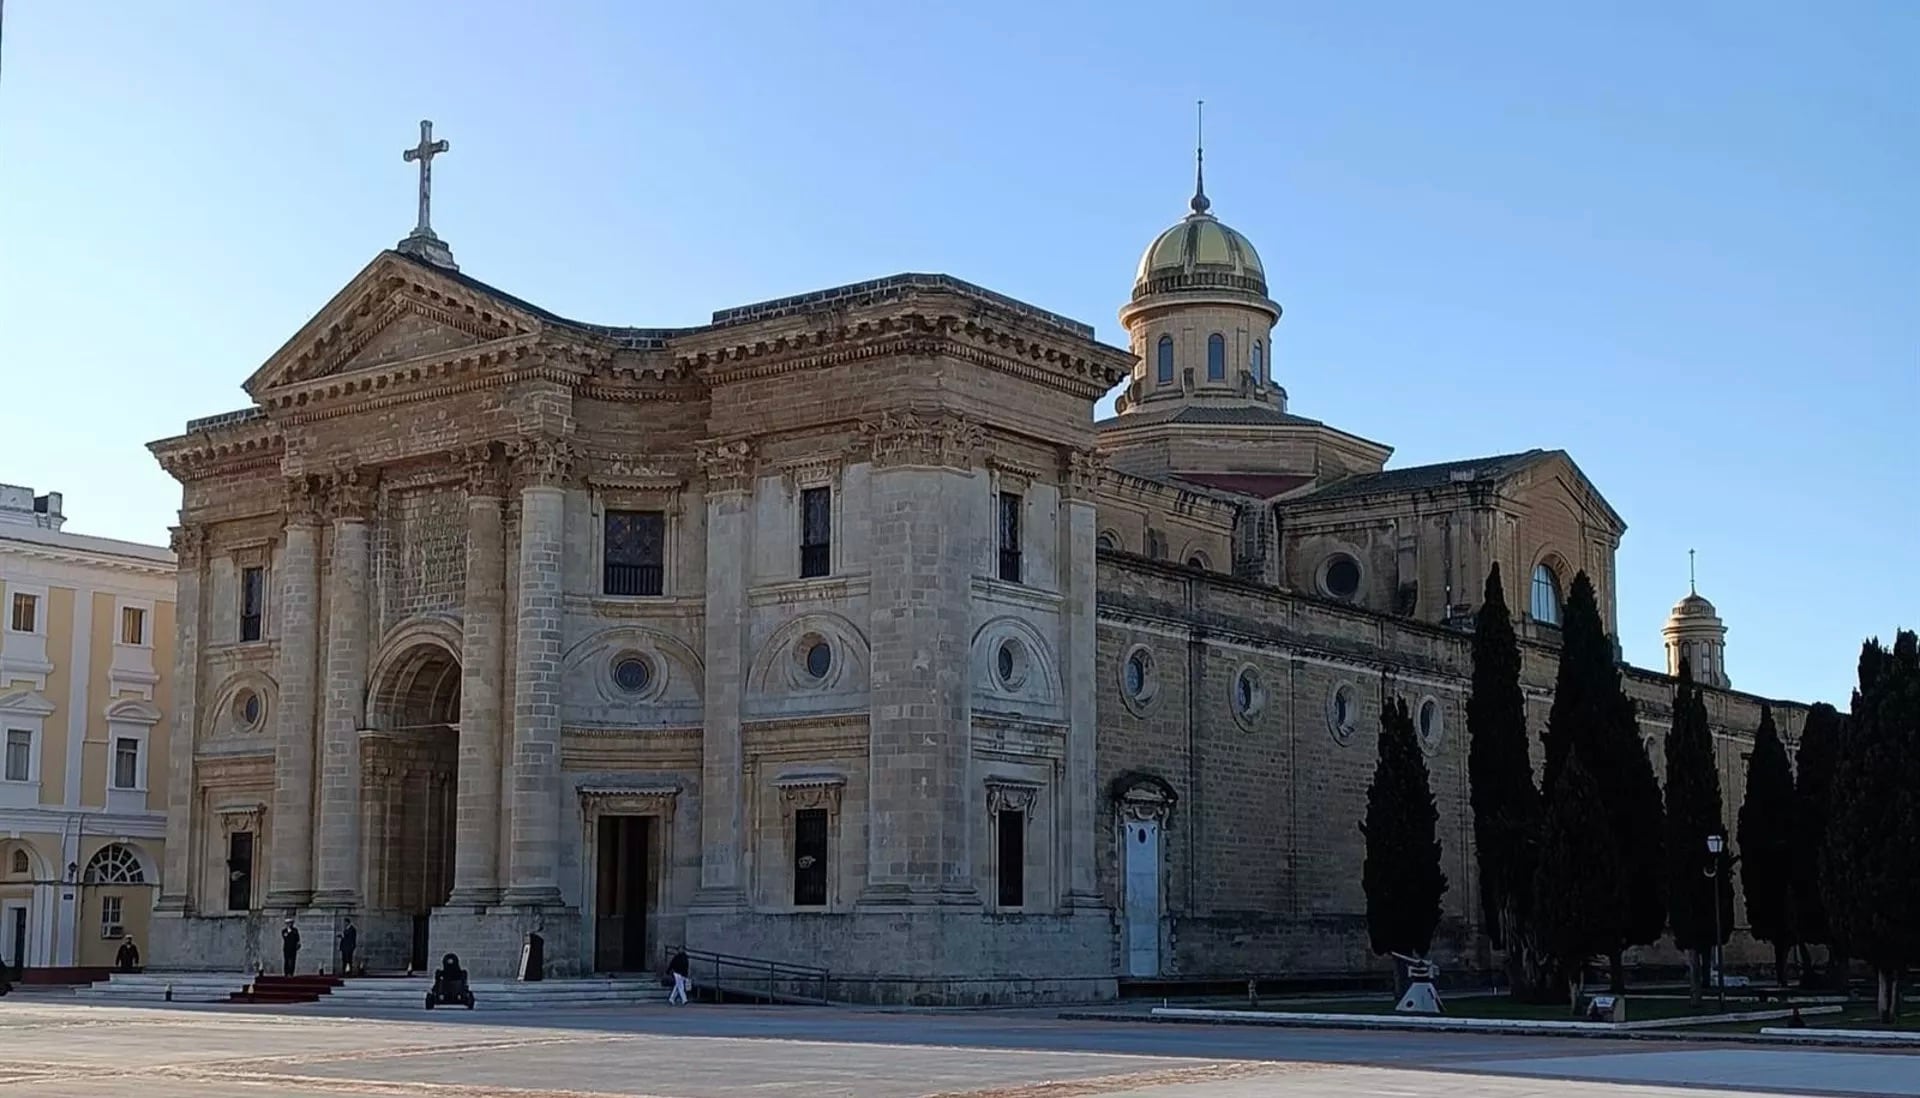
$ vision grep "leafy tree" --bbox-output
[1531,746,1623,1013]
[1824,631,1920,1023]
[1737,704,1797,987]
[1791,702,1845,982]
[1541,571,1665,987]
[1466,564,1542,993]
[1664,659,1734,1004]
[1361,697,1449,963]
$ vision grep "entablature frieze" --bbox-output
[858,410,984,471]
[695,438,755,494]
[578,782,682,822]
[509,436,576,492]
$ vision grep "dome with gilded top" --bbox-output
[1133,212,1266,301]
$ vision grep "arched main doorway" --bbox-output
[365,637,460,971]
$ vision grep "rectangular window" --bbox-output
[4,730,29,783]
[793,808,828,907]
[997,492,1023,584]
[9,593,36,633]
[997,809,1026,908]
[100,895,122,938]
[239,567,264,642]
[799,487,831,579]
[227,831,254,912]
[604,510,665,596]
[113,737,140,790]
[120,607,146,646]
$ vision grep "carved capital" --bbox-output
[1061,447,1105,501]
[859,411,984,470]
[986,779,1041,819]
[167,523,207,564]
[282,475,326,526]
[510,436,575,491]
[323,466,380,521]
[461,442,509,498]
[776,773,846,820]
[695,438,756,495]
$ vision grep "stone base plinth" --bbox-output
[430,906,582,979]
[150,911,270,973]
[684,906,1117,1006]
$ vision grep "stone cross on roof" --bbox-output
[396,119,458,271]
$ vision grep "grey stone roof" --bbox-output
[1292,450,1550,504]
[1098,403,1325,430]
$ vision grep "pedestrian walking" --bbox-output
[667,948,691,1005]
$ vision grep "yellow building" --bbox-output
[0,483,174,978]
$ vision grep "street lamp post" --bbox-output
[1705,833,1726,1012]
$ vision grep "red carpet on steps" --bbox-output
[229,974,345,1004]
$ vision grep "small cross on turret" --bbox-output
[396,119,458,271]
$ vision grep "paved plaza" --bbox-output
[0,998,1914,1097]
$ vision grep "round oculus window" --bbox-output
[1324,556,1362,601]
[1235,669,1258,717]
[1418,698,1441,749]
[613,657,651,694]
[1125,651,1150,698]
[805,641,833,680]
[996,640,1019,686]
[239,691,262,728]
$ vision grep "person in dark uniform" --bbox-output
[338,918,357,976]
[280,917,301,976]
[115,937,141,973]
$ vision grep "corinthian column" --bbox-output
[312,467,377,909]
[266,477,324,909]
[448,445,506,907]
[693,438,754,909]
[502,438,570,907]
[155,523,205,914]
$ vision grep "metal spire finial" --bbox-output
[1190,99,1211,215]
[1689,548,1697,595]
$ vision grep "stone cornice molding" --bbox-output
[859,411,984,471]
[272,273,531,390]
[582,451,688,492]
[509,436,575,492]
[683,311,1128,400]
[265,335,544,424]
[216,801,267,833]
[150,417,286,483]
[322,466,380,522]
[578,783,681,821]
[0,539,176,580]
[695,438,756,495]
[775,772,846,818]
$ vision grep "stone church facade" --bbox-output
[148,169,1803,1003]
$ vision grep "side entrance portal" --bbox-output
[594,815,651,973]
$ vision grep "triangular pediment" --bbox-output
[243,252,550,396]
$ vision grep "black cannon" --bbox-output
[425,952,475,1010]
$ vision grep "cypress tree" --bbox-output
[1466,564,1541,990]
[1791,702,1845,982]
[1664,658,1734,1004]
[1531,746,1623,1013]
[1541,571,1665,986]
[1361,698,1449,961]
[1737,704,1797,987]
[1824,631,1920,1023]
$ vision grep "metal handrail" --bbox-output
[681,947,830,1005]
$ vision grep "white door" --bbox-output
[1123,819,1161,977]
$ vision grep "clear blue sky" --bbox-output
[2,2,1913,708]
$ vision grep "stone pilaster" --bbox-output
[502,438,570,907]
[312,467,377,909]
[1059,447,1102,905]
[155,523,205,914]
[266,478,323,909]
[693,438,754,909]
[449,445,506,907]
[858,412,982,905]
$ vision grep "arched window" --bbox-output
[1531,564,1562,626]
[1207,333,1226,380]
[1095,532,1117,552]
[1251,340,1263,380]
[1156,335,1174,385]
[8,849,27,876]
[83,843,146,885]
